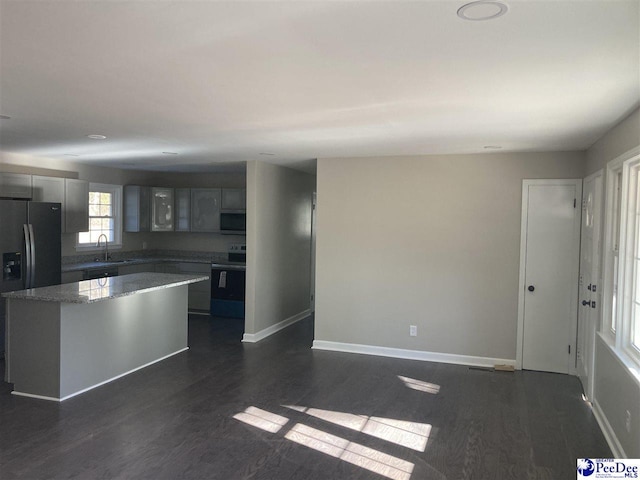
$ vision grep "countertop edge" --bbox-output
[2,273,210,304]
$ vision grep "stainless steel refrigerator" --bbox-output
[1,200,62,358]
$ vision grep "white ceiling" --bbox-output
[0,0,638,174]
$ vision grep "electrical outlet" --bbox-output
[625,410,632,433]
[410,325,417,337]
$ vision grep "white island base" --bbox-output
[4,273,207,401]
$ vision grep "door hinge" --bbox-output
[568,345,571,354]
[574,198,576,208]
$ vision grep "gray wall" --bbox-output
[585,105,640,457]
[314,152,585,360]
[245,161,315,336]
[0,151,246,255]
[586,106,640,176]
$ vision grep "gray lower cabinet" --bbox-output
[176,263,211,311]
[0,173,32,199]
[61,271,84,284]
[155,263,180,274]
[118,263,155,275]
[191,188,221,232]
[124,186,151,232]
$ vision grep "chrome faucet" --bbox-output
[97,234,109,262]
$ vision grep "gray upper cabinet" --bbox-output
[0,173,32,199]
[32,175,66,231]
[222,188,246,210]
[191,188,221,232]
[32,175,65,203]
[64,179,89,233]
[151,187,174,232]
[31,176,88,233]
[175,188,191,232]
[124,185,151,232]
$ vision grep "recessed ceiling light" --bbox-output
[484,145,502,149]
[162,151,178,155]
[457,1,508,21]
[0,115,11,120]
[259,152,276,156]
[86,134,107,140]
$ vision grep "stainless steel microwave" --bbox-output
[220,211,246,234]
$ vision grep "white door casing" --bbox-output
[516,179,582,374]
[577,171,603,399]
[310,192,317,313]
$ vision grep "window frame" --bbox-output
[602,147,640,369]
[603,159,624,339]
[620,158,640,363]
[75,183,123,251]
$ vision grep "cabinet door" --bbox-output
[32,176,65,203]
[64,179,89,233]
[61,271,84,284]
[118,263,154,275]
[32,176,66,231]
[190,188,221,232]
[151,187,174,232]
[0,173,32,199]
[177,263,211,311]
[124,186,151,232]
[222,188,246,210]
[156,263,180,274]
[175,188,191,232]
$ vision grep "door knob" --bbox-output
[527,285,535,292]
[582,300,590,307]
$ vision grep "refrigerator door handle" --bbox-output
[28,224,36,287]
[23,224,32,288]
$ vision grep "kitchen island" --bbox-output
[3,272,208,401]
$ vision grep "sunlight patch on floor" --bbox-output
[285,423,414,480]
[397,375,441,394]
[283,405,431,452]
[233,406,289,433]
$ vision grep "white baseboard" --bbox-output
[12,347,190,402]
[242,310,310,343]
[592,400,627,458]
[311,340,516,369]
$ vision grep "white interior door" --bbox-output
[517,180,582,374]
[577,171,602,398]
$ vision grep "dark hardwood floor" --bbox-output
[0,315,610,479]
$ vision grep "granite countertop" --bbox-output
[62,257,212,273]
[62,250,244,273]
[2,273,209,304]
